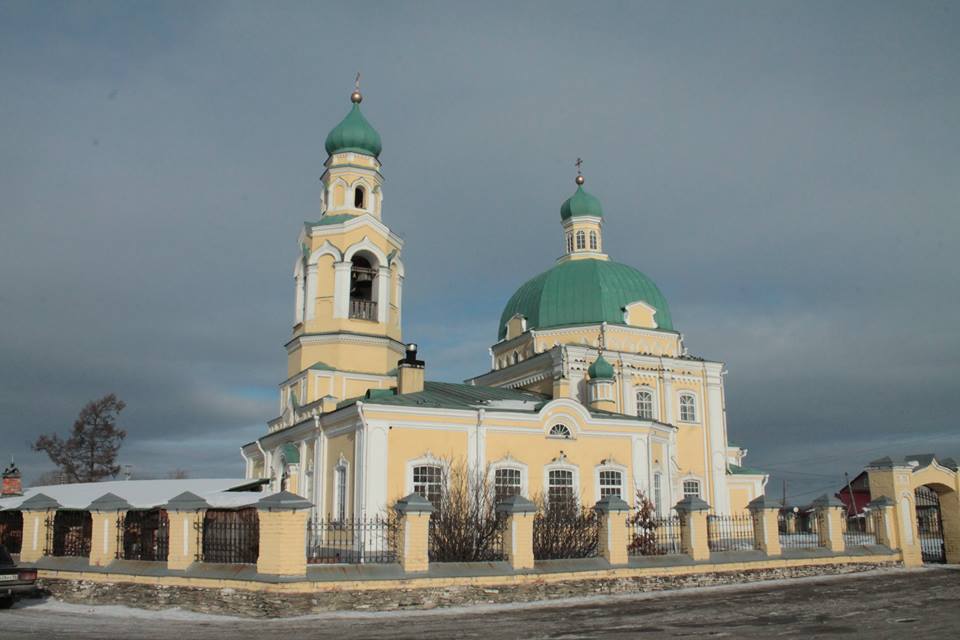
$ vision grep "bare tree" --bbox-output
[32,394,127,483]
[627,489,663,555]
[166,469,190,479]
[532,495,600,560]
[425,459,504,562]
[28,470,68,488]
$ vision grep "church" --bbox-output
[239,85,767,518]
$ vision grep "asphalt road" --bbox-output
[2,567,958,639]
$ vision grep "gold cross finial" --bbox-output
[355,72,361,91]
[575,158,585,185]
[351,72,363,103]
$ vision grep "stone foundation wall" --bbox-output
[39,562,896,618]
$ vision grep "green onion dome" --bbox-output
[324,101,382,158]
[560,185,603,221]
[497,258,673,340]
[588,354,615,380]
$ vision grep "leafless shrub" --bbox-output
[532,496,600,559]
[425,459,504,562]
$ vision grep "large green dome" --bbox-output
[498,259,674,340]
[325,103,382,158]
[560,185,603,221]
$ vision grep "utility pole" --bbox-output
[782,479,787,507]
[844,472,857,517]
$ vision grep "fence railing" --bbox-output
[47,510,92,557]
[533,505,600,560]
[626,515,682,556]
[842,514,877,547]
[117,509,169,561]
[349,298,378,321]
[428,514,506,562]
[308,515,397,564]
[0,511,23,554]
[778,511,822,549]
[197,508,259,564]
[707,513,758,552]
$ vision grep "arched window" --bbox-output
[494,467,522,503]
[354,186,365,209]
[598,469,622,499]
[636,389,654,420]
[548,424,572,439]
[349,254,377,320]
[575,230,586,250]
[566,233,574,253]
[679,393,697,422]
[653,472,663,516]
[682,479,701,498]
[589,231,597,250]
[334,465,348,521]
[413,465,442,507]
[548,469,574,504]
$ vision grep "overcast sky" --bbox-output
[1,1,957,502]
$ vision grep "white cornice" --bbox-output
[306,213,404,249]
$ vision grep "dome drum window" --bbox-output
[575,230,586,250]
[354,186,366,209]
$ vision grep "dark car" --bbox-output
[0,545,37,609]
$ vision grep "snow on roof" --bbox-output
[0,478,272,511]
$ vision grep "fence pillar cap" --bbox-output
[674,496,711,513]
[594,495,631,513]
[495,494,537,514]
[747,495,782,512]
[87,492,133,512]
[162,491,210,511]
[810,493,845,509]
[394,493,435,515]
[257,490,313,511]
[19,492,61,511]
[866,496,896,509]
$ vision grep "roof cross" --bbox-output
[575,157,583,175]
[355,72,361,91]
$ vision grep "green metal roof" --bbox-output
[280,443,300,465]
[588,354,614,380]
[728,464,766,476]
[306,214,356,227]
[498,258,674,340]
[363,381,548,411]
[560,185,603,221]
[324,103,382,158]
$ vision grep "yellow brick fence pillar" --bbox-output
[495,495,536,570]
[395,493,433,574]
[747,495,782,557]
[162,491,208,571]
[812,494,846,553]
[256,491,312,576]
[595,495,631,566]
[866,461,923,567]
[87,493,131,567]
[866,497,897,549]
[675,496,711,562]
[18,493,60,563]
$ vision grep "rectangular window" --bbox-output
[599,470,622,499]
[683,479,701,499]
[548,469,575,504]
[334,466,347,521]
[653,473,662,517]
[679,394,697,422]
[494,468,522,503]
[413,465,442,507]
[637,390,654,420]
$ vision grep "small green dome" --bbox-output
[588,354,614,380]
[498,258,674,340]
[325,103,382,158]
[560,185,603,221]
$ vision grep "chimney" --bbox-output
[397,343,425,395]
[2,460,22,497]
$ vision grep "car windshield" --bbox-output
[0,545,12,565]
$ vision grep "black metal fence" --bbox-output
[626,516,683,556]
[778,510,821,549]
[118,509,169,561]
[47,510,92,557]
[532,504,600,560]
[428,514,506,562]
[198,508,259,564]
[0,511,23,554]
[308,515,397,564]
[707,513,758,552]
[842,515,877,547]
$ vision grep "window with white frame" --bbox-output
[413,465,442,507]
[682,479,701,498]
[334,465,348,521]
[679,393,697,422]
[653,472,663,516]
[636,389,654,419]
[589,231,597,250]
[548,424,572,439]
[494,467,522,503]
[575,230,586,250]
[566,233,574,253]
[598,469,622,499]
[548,469,575,504]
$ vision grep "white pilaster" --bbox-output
[305,264,319,321]
[376,266,390,324]
[705,366,730,513]
[333,261,351,318]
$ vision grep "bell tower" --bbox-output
[283,82,406,410]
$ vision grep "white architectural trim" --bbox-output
[343,236,389,266]
[488,455,530,498]
[594,459,629,501]
[404,453,449,495]
[307,240,344,265]
[543,456,581,504]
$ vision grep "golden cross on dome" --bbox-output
[355,72,361,91]
[575,158,584,185]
